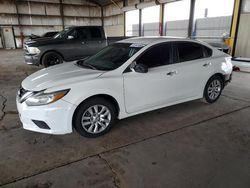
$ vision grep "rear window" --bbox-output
[176,42,211,62]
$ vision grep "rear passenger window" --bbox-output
[137,43,172,68]
[203,46,213,57]
[90,28,102,38]
[177,42,205,62]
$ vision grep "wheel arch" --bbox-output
[40,50,65,65]
[210,73,225,88]
[72,94,120,128]
[203,73,225,96]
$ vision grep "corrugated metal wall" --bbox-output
[103,1,124,36]
[195,16,232,37]
[165,20,189,37]
[0,0,101,48]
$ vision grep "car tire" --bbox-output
[73,97,117,138]
[203,75,224,103]
[42,52,63,67]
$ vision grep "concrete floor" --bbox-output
[0,49,250,188]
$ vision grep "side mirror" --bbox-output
[67,35,74,40]
[131,62,148,73]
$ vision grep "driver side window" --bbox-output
[136,43,172,68]
[68,29,78,39]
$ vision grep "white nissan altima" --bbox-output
[16,37,232,137]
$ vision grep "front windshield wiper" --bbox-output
[76,60,97,70]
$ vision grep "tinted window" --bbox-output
[78,43,143,71]
[43,32,58,37]
[137,43,171,68]
[77,28,89,39]
[177,42,205,62]
[204,46,213,57]
[90,27,102,38]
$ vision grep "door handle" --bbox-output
[81,41,86,45]
[203,62,211,67]
[166,70,177,76]
[98,41,102,43]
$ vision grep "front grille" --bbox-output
[17,86,33,103]
[18,87,27,98]
[24,45,29,53]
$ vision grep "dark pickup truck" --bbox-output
[24,26,124,67]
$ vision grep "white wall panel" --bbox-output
[104,25,124,36]
[0,14,18,25]
[143,22,159,36]
[195,16,232,37]
[19,15,62,26]
[165,20,189,37]
[63,0,96,6]
[103,1,123,17]
[64,17,101,26]
[45,4,60,15]
[104,14,123,26]
[0,0,16,14]
[235,14,250,58]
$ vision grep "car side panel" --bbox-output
[50,75,127,119]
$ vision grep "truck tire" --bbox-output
[42,52,63,67]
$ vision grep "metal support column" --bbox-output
[138,0,143,36]
[59,0,65,29]
[14,0,21,48]
[101,6,104,27]
[123,0,127,36]
[159,3,164,36]
[230,0,242,56]
[188,0,195,37]
[139,9,142,36]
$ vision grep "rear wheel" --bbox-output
[73,97,117,138]
[42,52,63,67]
[203,75,224,103]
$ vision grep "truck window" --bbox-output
[89,28,102,38]
[77,28,88,39]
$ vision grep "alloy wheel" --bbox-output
[81,105,111,134]
[207,79,222,100]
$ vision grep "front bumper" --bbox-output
[16,96,76,135]
[224,73,232,86]
[24,53,41,65]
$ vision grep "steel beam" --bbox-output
[231,0,242,56]
[101,6,104,27]
[188,0,195,37]
[59,0,65,29]
[14,0,21,48]
[123,0,127,36]
[159,3,164,36]
[139,0,144,36]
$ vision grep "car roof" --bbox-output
[119,36,201,45]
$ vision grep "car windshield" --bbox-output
[53,28,71,39]
[77,43,145,71]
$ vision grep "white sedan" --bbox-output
[16,37,233,137]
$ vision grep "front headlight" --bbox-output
[25,89,69,106]
[27,47,40,55]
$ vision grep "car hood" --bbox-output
[25,37,61,46]
[22,62,104,91]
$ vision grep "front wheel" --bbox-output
[203,75,224,103]
[73,97,117,138]
[42,52,63,67]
